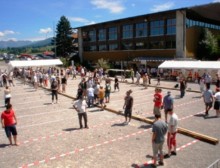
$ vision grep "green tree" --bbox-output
[96,58,110,69]
[54,16,74,58]
[197,28,218,60]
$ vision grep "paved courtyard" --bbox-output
[0,63,220,168]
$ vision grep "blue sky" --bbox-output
[0,0,219,41]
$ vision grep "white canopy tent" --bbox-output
[158,61,220,70]
[8,59,63,71]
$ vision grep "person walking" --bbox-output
[51,79,58,104]
[73,96,89,129]
[163,91,174,123]
[1,104,18,146]
[214,88,220,117]
[203,85,213,116]
[114,76,120,92]
[151,114,168,167]
[4,86,11,107]
[131,69,134,83]
[61,75,67,93]
[123,90,133,124]
[164,108,178,158]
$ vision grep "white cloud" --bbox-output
[91,0,125,13]
[24,36,52,41]
[39,27,52,34]
[0,30,16,37]
[151,2,174,12]
[213,0,220,2]
[69,17,96,25]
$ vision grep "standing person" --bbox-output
[80,78,87,98]
[4,86,11,107]
[148,74,152,85]
[163,91,174,123]
[142,73,148,89]
[73,96,89,129]
[51,79,58,104]
[214,88,220,117]
[105,81,111,103]
[87,85,94,108]
[98,86,106,111]
[94,81,100,104]
[151,114,168,167]
[157,74,161,85]
[164,108,178,158]
[123,90,133,124]
[203,85,213,116]
[8,72,15,87]
[204,73,212,89]
[61,75,67,93]
[130,69,134,83]
[199,77,205,96]
[153,88,163,116]
[1,104,18,146]
[180,78,187,98]
[114,76,119,92]
[136,71,141,85]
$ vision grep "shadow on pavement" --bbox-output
[0,144,10,148]
[63,128,81,132]
[111,122,127,127]
[138,125,152,129]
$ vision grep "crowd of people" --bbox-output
[1,65,220,167]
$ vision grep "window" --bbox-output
[109,27,117,40]
[98,45,107,51]
[186,18,220,30]
[150,20,164,36]
[121,41,133,50]
[136,23,147,37]
[165,41,176,49]
[167,19,176,35]
[109,44,118,50]
[150,41,164,49]
[122,24,133,39]
[88,30,96,42]
[135,42,147,49]
[98,29,106,41]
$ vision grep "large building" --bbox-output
[75,3,220,66]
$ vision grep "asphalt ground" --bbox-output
[0,62,220,168]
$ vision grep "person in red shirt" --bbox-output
[153,88,163,116]
[1,104,18,146]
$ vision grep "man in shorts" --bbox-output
[164,108,178,158]
[123,90,133,124]
[98,86,106,111]
[151,114,168,167]
[1,104,18,146]
[203,85,213,116]
[163,91,174,123]
[153,88,163,116]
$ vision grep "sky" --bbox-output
[0,0,219,41]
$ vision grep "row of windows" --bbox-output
[186,19,220,30]
[84,41,176,51]
[83,19,176,42]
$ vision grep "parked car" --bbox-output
[18,54,35,60]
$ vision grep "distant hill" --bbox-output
[0,38,53,49]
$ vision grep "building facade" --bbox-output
[76,3,220,65]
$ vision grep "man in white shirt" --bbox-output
[87,85,94,108]
[73,96,89,129]
[164,108,178,158]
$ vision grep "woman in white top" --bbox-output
[4,86,11,107]
[214,88,220,117]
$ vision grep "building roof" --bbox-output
[159,60,220,70]
[74,2,220,29]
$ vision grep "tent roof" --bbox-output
[158,61,220,70]
[8,59,63,68]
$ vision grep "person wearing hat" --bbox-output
[73,96,89,129]
[123,90,133,124]
[163,91,174,123]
